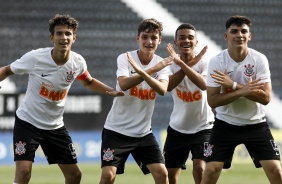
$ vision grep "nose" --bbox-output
[148,38,153,44]
[237,31,243,37]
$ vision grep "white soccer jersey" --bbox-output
[169,58,214,134]
[104,50,170,137]
[207,48,271,126]
[10,47,87,130]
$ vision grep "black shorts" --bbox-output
[205,118,280,168]
[13,114,77,164]
[101,128,165,175]
[163,126,212,169]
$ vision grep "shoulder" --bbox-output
[209,49,226,64]
[24,47,51,57]
[70,50,86,63]
[153,54,163,61]
[248,48,267,60]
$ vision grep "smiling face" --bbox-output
[50,25,76,54]
[224,24,252,51]
[136,28,161,56]
[174,28,198,57]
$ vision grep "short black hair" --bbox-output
[226,15,251,30]
[175,23,196,40]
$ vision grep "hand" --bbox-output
[211,70,234,89]
[167,43,182,65]
[127,52,143,74]
[189,46,208,67]
[240,77,265,97]
[152,56,173,72]
[106,90,125,97]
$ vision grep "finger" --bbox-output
[197,45,208,58]
[213,70,224,75]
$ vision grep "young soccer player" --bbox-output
[99,18,173,184]
[0,14,124,184]
[200,15,282,184]
[163,23,214,184]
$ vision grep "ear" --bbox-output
[248,32,252,41]
[158,36,162,45]
[72,34,77,43]
[224,32,228,40]
[136,35,140,42]
[50,35,54,43]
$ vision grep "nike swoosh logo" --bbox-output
[41,74,51,77]
[227,71,233,74]
[131,71,136,74]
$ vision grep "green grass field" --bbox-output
[0,162,269,184]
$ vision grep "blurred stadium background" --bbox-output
[1,0,282,165]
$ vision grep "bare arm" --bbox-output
[118,57,172,91]
[0,65,14,81]
[125,52,172,96]
[0,65,14,89]
[80,72,124,97]
[167,44,207,91]
[211,70,270,105]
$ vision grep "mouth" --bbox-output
[144,45,154,49]
[59,42,69,47]
[181,45,192,50]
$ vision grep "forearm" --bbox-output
[139,70,168,96]
[0,65,14,81]
[208,90,241,108]
[234,82,270,105]
[167,70,185,91]
[119,66,166,91]
[84,78,115,94]
[178,62,206,90]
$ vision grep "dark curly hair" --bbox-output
[49,14,79,35]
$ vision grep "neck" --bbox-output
[137,50,153,65]
[52,49,70,66]
[180,53,195,64]
[228,48,248,62]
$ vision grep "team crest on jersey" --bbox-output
[103,148,115,161]
[65,71,76,82]
[15,141,26,155]
[203,143,214,157]
[244,64,255,77]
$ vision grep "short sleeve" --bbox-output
[116,53,130,78]
[10,50,37,75]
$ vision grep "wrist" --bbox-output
[232,82,237,90]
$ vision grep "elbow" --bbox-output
[119,83,129,91]
[200,85,207,91]
[157,89,167,96]
[167,86,173,92]
[158,91,166,96]
[262,97,271,105]
[120,86,128,91]
[208,100,217,109]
